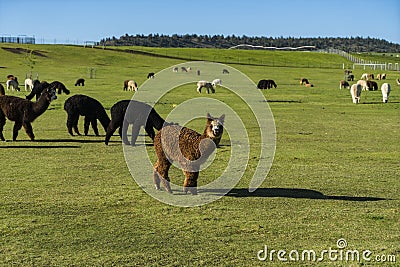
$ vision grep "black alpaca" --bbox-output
[75,78,85,86]
[0,86,57,141]
[257,79,277,89]
[26,81,70,101]
[64,94,110,136]
[147,72,155,79]
[105,100,166,145]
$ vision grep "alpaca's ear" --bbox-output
[207,113,213,120]
[219,114,225,124]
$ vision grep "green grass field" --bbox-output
[0,44,399,266]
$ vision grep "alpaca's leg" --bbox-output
[130,123,141,146]
[0,113,6,141]
[12,121,23,141]
[153,161,161,190]
[67,113,80,135]
[91,119,99,136]
[22,122,35,141]
[121,119,130,145]
[183,171,199,195]
[118,126,123,138]
[154,158,172,193]
[84,116,91,135]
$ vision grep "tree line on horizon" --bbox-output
[99,34,400,53]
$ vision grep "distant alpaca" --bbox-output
[361,73,374,80]
[258,79,277,89]
[397,79,400,86]
[153,113,224,195]
[128,80,138,91]
[300,78,309,85]
[381,83,391,103]
[197,81,215,94]
[6,77,20,91]
[147,72,155,79]
[75,78,85,86]
[26,81,70,101]
[64,94,110,136]
[339,80,350,89]
[350,84,362,104]
[105,100,166,145]
[0,86,57,141]
[356,80,368,91]
[212,79,222,87]
[346,74,354,81]
[181,67,191,72]
[24,78,34,91]
[123,80,138,91]
[366,81,378,91]
[222,69,229,74]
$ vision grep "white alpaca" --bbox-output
[350,84,362,104]
[381,83,391,103]
[24,78,34,91]
[127,80,138,91]
[361,73,368,80]
[356,80,368,91]
[212,79,222,87]
[196,80,215,94]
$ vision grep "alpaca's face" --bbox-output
[207,114,225,138]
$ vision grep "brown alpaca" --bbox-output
[0,86,57,141]
[153,113,225,195]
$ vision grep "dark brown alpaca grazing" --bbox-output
[153,113,224,195]
[64,94,110,136]
[75,78,85,86]
[0,87,57,141]
[105,100,166,145]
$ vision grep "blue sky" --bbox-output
[1,0,399,44]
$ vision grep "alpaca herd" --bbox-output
[341,70,394,104]
[0,65,397,195]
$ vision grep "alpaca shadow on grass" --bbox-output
[205,188,387,202]
[0,143,80,149]
[36,138,120,144]
[361,101,400,104]
[262,100,302,103]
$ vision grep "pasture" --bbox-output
[0,44,399,266]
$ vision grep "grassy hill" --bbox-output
[0,44,399,266]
